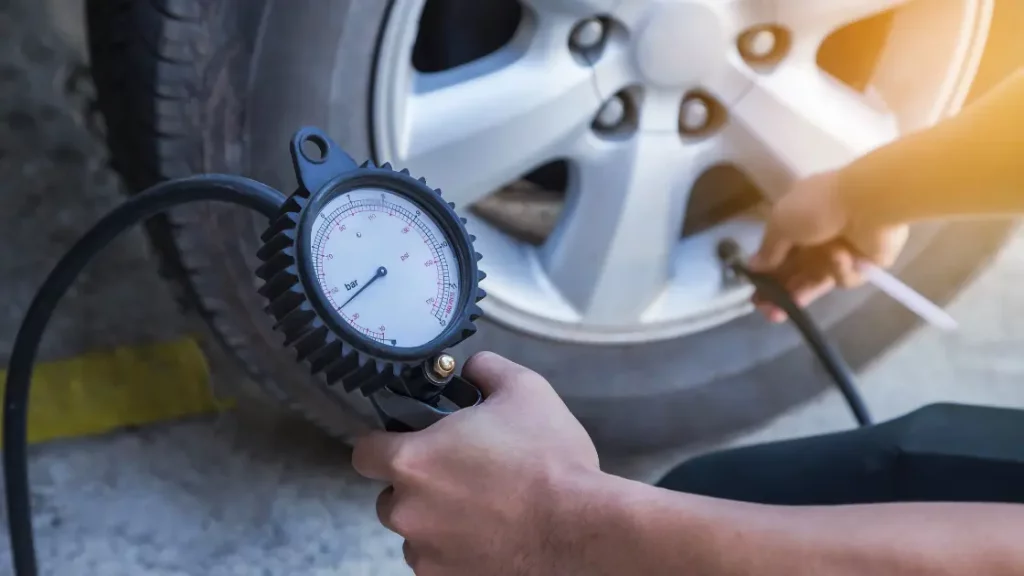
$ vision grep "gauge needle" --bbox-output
[339,266,388,309]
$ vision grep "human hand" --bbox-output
[750,170,909,322]
[351,352,600,576]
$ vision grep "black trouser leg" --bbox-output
[657,403,1024,505]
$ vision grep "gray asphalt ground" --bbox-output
[3,1,1024,574]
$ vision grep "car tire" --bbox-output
[87,0,1020,452]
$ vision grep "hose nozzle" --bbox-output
[716,238,744,268]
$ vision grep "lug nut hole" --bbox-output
[678,92,725,138]
[570,17,606,52]
[593,89,639,136]
[738,25,791,67]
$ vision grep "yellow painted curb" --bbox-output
[1,337,231,444]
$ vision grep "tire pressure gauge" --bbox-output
[257,127,486,431]
[0,125,877,575]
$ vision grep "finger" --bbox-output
[752,296,787,323]
[749,219,794,272]
[828,249,864,289]
[765,305,787,323]
[793,276,837,308]
[376,486,399,533]
[753,268,798,323]
[781,268,831,309]
[845,225,909,269]
[462,351,539,398]
[352,431,405,481]
[758,271,817,323]
[784,270,815,294]
[402,540,419,570]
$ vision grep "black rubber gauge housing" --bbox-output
[256,127,486,397]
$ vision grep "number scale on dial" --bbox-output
[310,187,461,349]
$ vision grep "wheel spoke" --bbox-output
[390,41,600,207]
[773,0,911,38]
[726,62,899,199]
[639,90,684,132]
[541,134,722,325]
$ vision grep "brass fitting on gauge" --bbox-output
[434,354,456,377]
[425,353,457,386]
[397,353,458,404]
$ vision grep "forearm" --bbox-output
[566,472,1024,576]
[838,67,1024,226]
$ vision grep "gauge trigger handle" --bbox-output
[371,376,483,433]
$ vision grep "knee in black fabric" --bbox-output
[657,423,904,506]
[658,404,1024,505]
[885,403,1024,503]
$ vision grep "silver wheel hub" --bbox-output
[373,0,992,344]
[634,3,726,88]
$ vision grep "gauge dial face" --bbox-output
[309,187,462,350]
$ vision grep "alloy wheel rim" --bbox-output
[373,0,992,344]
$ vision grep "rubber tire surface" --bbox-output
[87,0,1021,452]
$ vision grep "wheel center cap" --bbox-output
[634,1,726,88]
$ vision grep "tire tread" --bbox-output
[86,0,370,439]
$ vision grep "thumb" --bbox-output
[749,217,794,271]
[461,351,538,398]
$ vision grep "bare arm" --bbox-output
[839,67,1024,226]
[351,352,1024,576]
[565,472,1024,576]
